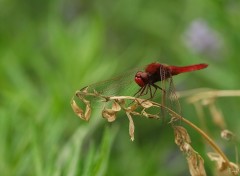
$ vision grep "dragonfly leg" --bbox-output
[144,85,149,95]
[152,84,166,96]
[149,85,154,99]
[134,86,147,98]
[142,85,155,100]
[130,86,148,105]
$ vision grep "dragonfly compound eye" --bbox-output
[135,71,148,87]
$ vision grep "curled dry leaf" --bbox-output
[113,101,122,111]
[208,152,240,176]
[187,152,206,176]
[138,100,153,108]
[126,112,135,141]
[182,142,192,153]
[102,109,117,122]
[174,126,191,146]
[135,98,153,109]
[102,102,121,122]
[208,152,227,172]
[71,99,91,121]
[71,99,83,117]
[141,110,160,119]
[174,126,206,176]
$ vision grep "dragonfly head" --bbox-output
[135,71,148,87]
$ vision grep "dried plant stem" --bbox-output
[177,113,231,166]
[179,89,240,103]
[188,118,228,157]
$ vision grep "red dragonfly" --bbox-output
[133,62,208,117]
[134,62,208,98]
[80,62,208,117]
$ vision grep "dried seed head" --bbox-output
[221,129,234,141]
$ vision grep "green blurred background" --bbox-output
[1,0,240,175]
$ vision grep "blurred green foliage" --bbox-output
[1,0,240,175]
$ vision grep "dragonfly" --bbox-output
[133,62,208,118]
[78,62,208,119]
[134,62,208,98]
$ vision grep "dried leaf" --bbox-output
[112,101,121,111]
[173,126,206,175]
[84,99,91,121]
[142,110,160,119]
[71,99,83,117]
[136,99,153,109]
[71,99,91,121]
[174,126,191,146]
[126,112,135,141]
[208,152,227,171]
[182,142,192,153]
[187,152,206,176]
[230,164,240,176]
[102,102,121,122]
[207,152,239,175]
[102,109,117,122]
[139,100,153,108]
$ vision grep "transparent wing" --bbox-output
[82,67,142,96]
[77,67,144,109]
[158,66,181,120]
